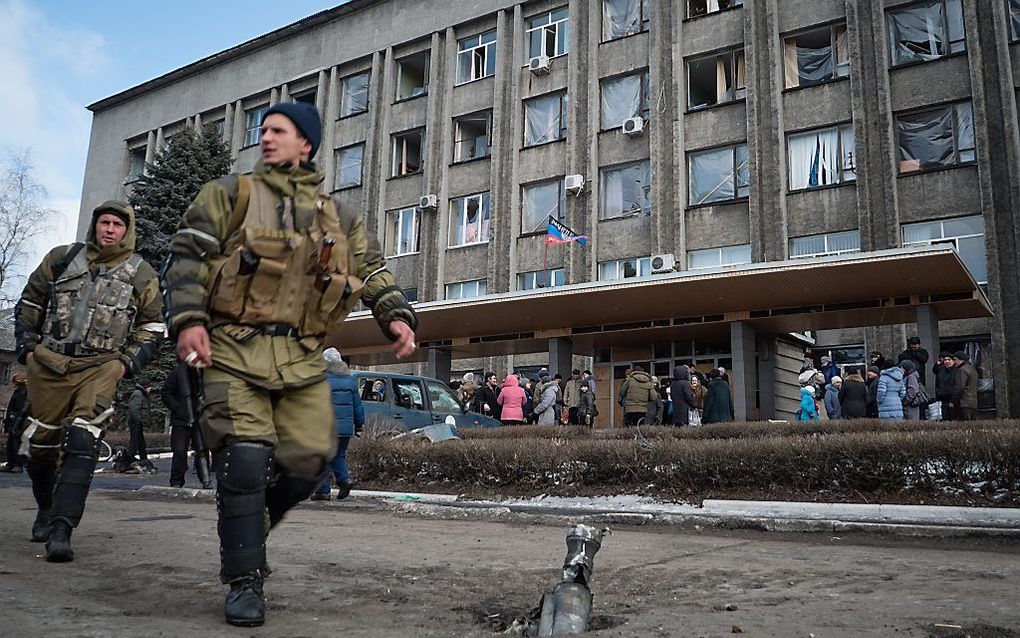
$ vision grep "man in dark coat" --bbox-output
[669,367,697,427]
[934,352,957,420]
[1,374,29,472]
[838,373,869,419]
[865,365,881,419]
[126,378,153,466]
[897,337,930,385]
[949,351,979,420]
[473,372,502,420]
[702,369,734,424]
[161,362,212,488]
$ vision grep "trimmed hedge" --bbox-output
[349,423,1020,506]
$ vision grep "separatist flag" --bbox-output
[545,216,588,246]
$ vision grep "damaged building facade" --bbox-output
[79,0,1020,421]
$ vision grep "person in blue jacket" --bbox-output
[798,385,819,421]
[311,348,364,501]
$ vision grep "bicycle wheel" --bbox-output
[97,440,114,463]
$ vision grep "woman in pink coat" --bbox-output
[496,374,527,425]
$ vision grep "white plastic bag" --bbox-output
[926,401,942,421]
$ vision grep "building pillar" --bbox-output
[756,336,776,420]
[488,8,519,294]
[915,305,940,391]
[193,113,202,131]
[222,103,234,144]
[154,127,165,156]
[730,322,757,421]
[270,87,280,106]
[426,348,452,382]
[144,130,156,165]
[322,67,338,190]
[548,338,573,381]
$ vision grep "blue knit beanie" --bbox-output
[262,102,322,159]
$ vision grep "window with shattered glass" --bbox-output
[1010,0,1020,41]
[454,112,491,163]
[602,0,651,41]
[887,0,965,67]
[600,160,651,219]
[339,72,370,117]
[687,0,744,19]
[687,48,746,110]
[599,257,652,281]
[522,179,566,234]
[450,192,491,247]
[524,92,568,146]
[896,102,974,174]
[783,23,849,89]
[334,144,364,190]
[787,124,856,191]
[688,144,749,206]
[601,72,650,129]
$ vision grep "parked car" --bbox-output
[349,371,502,432]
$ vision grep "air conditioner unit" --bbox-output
[418,194,438,211]
[651,253,676,274]
[564,174,585,195]
[528,55,552,75]
[622,117,645,137]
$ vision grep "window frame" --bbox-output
[686,47,747,112]
[895,101,975,176]
[390,128,426,178]
[600,70,651,131]
[1010,0,1020,42]
[243,105,269,148]
[445,279,489,300]
[687,142,750,208]
[521,178,567,236]
[789,230,862,259]
[338,71,371,119]
[687,244,753,270]
[782,22,850,91]
[685,0,744,21]
[334,143,366,191]
[395,51,431,102]
[523,91,568,147]
[887,0,966,69]
[386,206,421,258]
[601,0,652,42]
[517,268,566,290]
[599,159,652,220]
[598,257,653,281]
[456,30,497,85]
[901,215,987,284]
[525,7,570,61]
[786,122,857,193]
[449,191,492,248]
[126,146,146,183]
[452,111,492,164]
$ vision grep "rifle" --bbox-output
[179,364,213,489]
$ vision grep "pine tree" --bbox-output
[116,126,233,432]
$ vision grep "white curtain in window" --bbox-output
[525,95,560,145]
[835,26,850,76]
[523,182,559,232]
[336,146,363,189]
[601,75,642,129]
[788,128,840,190]
[902,221,942,244]
[603,0,641,39]
[601,162,650,218]
[690,148,734,205]
[340,73,369,116]
[840,126,857,180]
[827,230,861,254]
[716,56,731,102]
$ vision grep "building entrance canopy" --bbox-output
[333,246,991,366]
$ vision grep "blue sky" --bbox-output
[0,0,343,277]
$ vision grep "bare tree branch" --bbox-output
[0,150,54,306]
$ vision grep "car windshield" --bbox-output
[426,380,462,413]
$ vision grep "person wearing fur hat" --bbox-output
[14,200,164,563]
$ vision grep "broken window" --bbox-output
[687,0,744,19]
[391,129,424,177]
[896,102,974,173]
[244,105,269,147]
[335,144,364,190]
[522,179,566,234]
[450,192,491,246]
[902,215,987,283]
[787,124,856,191]
[601,72,650,129]
[454,112,491,162]
[396,51,430,101]
[292,90,316,105]
[339,72,370,117]
[127,147,146,182]
[600,160,651,219]
[687,49,745,110]
[602,0,651,41]
[1010,0,1020,41]
[790,230,861,259]
[524,92,568,146]
[457,30,497,84]
[387,206,419,256]
[359,377,388,402]
[687,244,751,270]
[783,24,849,89]
[688,144,749,206]
[599,257,651,281]
[527,7,569,59]
[445,279,488,299]
[518,268,566,290]
[887,0,965,66]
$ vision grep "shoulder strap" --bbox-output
[225,175,251,239]
[52,242,85,281]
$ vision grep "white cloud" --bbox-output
[0,0,107,275]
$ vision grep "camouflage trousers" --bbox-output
[200,367,336,476]
[23,357,120,462]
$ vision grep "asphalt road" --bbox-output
[1,481,1018,638]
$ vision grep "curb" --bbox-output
[125,486,1020,538]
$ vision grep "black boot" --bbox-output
[27,458,56,542]
[225,572,265,627]
[45,520,74,562]
[336,477,356,500]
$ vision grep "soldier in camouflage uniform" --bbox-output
[15,201,164,562]
[162,102,418,627]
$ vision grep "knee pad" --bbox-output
[64,420,102,458]
[216,442,273,582]
[50,421,103,529]
[266,471,324,529]
[216,442,274,494]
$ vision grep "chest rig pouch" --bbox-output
[42,249,142,356]
[206,176,364,339]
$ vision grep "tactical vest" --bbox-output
[205,175,364,338]
[41,248,143,356]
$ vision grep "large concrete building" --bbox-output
[79,0,1019,421]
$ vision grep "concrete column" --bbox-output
[565,0,592,285]
[231,101,246,160]
[417,31,447,303]
[432,28,458,300]
[154,127,165,156]
[670,0,688,269]
[963,0,1020,417]
[744,0,789,262]
[193,113,203,131]
[322,68,338,189]
[223,103,234,145]
[757,336,776,420]
[730,321,757,421]
[549,338,573,381]
[488,8,520,293]
[427,348,452,382]
[144,130,156,165]
[648,0,678,258]
[915,305,940,391]
[279,83,290,103]
[270,87,280,106]
[365,51,387,235]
